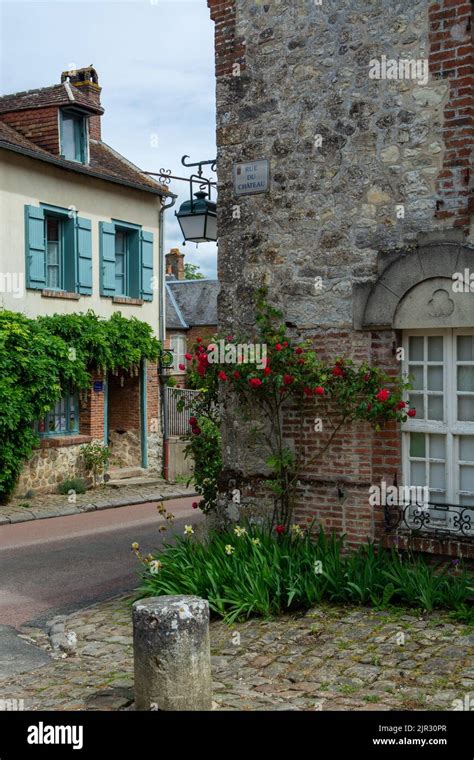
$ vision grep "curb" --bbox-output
[0,490,199,527]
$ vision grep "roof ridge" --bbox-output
[0,82,63,101]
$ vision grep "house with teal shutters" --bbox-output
[0,66,171,493]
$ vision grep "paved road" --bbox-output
[0,498,200,629]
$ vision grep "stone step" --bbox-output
[105,475,167,488]
[107,466,146,481]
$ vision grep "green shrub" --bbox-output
[136,524,474,624]
[81,441,110,487]
[57,478,87,495]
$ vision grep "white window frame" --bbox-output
[170,333,187,374]
[402,328,474,511]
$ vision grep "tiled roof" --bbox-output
[0,83,103,114]
[0,121,170,196]
[167,279,219,327]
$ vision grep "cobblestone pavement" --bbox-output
[1,594,473,711]
[0,480,197,525]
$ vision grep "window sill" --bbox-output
[112,296,144,305]
[38,435,92,449]
[42,290,80,300]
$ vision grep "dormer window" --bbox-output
[60,109,87,163]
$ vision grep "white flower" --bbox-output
[225,544,235,555]
[251,537,261,546]
[233,526,247,537]
[150,560,163,574]
[184,525,194,536]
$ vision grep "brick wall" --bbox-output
[429,0,474,232]
[0,106,60,155]
[79,370,106,440]
[207,0,245,77]
[108,370,140,432]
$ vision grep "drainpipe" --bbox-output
[158,193,177,481]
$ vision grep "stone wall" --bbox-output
[208,0,473,547]
[15,440,91,496]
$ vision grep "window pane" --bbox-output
[115,232,125,254]
[409,394,424,417]
[427,395,443,421]
[458,396,474,422]
[458,336,474,361]
[428,336,443,361]
[460,466,474,492]
[430,435,446,460]
[460,436,474,462]
[460,495,474,507]
[430,462,446,490]
[409,365,424,390]
[411,461,426,486]
[62,116,76,160]
[458,366,474,392]
[430,491,446,505]
[428,366,443,391]
[410,433,425,458]
[409,336,424,361]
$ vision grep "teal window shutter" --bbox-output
[25,205,46,290]
[75,216,92,295]
[99,222,116,296]
[140,230,154,301]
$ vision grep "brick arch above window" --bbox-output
[355,242,474,330]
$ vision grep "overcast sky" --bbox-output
[0,0,218,278]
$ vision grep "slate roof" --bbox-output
[0,82,103,114]
[166,279,219,330]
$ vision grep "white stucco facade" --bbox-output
[0,149,161,333]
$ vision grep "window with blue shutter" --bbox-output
[25,204,92,295]
[100,221,154,302]
[140,230,154,301]
[75,216,92,294]
[25,205,46,290]
[99,222,116,297]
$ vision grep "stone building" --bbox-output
[208,0,473,557]
[0,66,170,493]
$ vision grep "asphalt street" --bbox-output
[0,498,200,629]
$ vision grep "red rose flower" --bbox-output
[233,370,240,380]
[192,426,201,435]
[249,378,263,388]
[407,409,417,418]
[178,363,186,371]
[192,502,198,509]
[283,374,294,385]
[188,416,197,426]
[264,366,271,376]
[376,389,390,402]
[275,524,285,535]
[314,386,325,396]
[295,347,303,355]
[303,387,312,397]
[283,342,288,348]
[366,403,372,411]
[218,371,228,382]
[274,343,283,352]
[363,373,370,382]
[396,401,406,410]
[297,358,305,365]
[196,337,202,343]
[226,335,233,341]
[184,353,193,361]
[332,366,344,377]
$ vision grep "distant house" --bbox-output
[0,66,171,493]
[165,248,218,385]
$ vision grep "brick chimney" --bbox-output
[166,248,185,280]
[60,66,102,140]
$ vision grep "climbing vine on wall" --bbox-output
[0,310,160,502]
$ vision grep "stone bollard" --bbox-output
[133,595,212,711]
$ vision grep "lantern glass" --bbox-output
[175,191,217,243]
